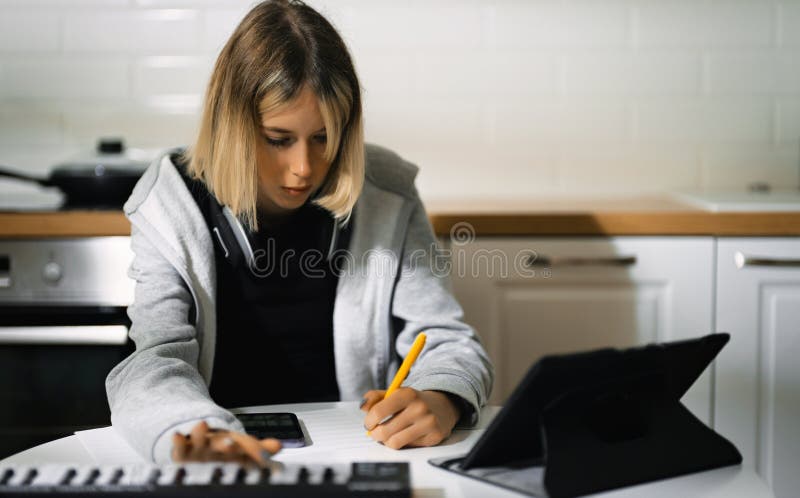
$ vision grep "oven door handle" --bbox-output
[0,326,128,345]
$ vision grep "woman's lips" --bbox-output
[282,186,311,197]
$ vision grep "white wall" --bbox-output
[1,0,799,201]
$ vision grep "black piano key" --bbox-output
[147,468,162,485]
[0,468,13,486]
[109,468,124,486]
[174,467,187,485]
[297,466,310,484]
[21,468,38,486]
[59,468,77,486]
[84,468,101,486]
[234,466,247,484]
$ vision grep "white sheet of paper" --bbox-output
[277,405,381,461]
[74,426,146,465]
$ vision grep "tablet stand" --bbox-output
[429,334,742,498]
[540,374,742,497]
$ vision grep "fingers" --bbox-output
[188,421,210,459]
[360,390,385,412]
[365,389,459,450]
[260,438,282,455]
[383,414,442,450]
[363,387,416,430]
[172,422,281,466]
[208,433,237,454]
[227,431,273,467]
[171,432,189,462]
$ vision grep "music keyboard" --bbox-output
[0,461,410,497]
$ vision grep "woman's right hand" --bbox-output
[171,421,281,466]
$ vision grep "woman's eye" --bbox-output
[313,134,328,145]
[265,136,290,148]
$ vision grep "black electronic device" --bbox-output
[429,333,742,497]
[0,461,410,497]
[237,412,306,448]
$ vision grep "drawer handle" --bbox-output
[734,252,800,269]
[525,255,637,267]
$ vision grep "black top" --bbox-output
[174,155,349,408]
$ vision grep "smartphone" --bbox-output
[236,412,306,448]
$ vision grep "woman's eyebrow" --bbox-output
[262,126,326,134]
[263,126,292,134]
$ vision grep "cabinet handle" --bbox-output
[734,252,800,269]
[525,255,637,267]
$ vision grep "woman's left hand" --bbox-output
[361,388,461,449]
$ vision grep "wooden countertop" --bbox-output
[1,195,799,237]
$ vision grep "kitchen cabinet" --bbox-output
[715,238,800,498]
[449,236,715,423]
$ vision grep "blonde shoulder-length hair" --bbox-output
[183,0,364,232]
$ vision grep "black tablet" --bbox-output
[460,333,730,470]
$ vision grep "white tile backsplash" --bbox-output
[564,52,701,95]
[635,99,773,144]
[0,107,63,146]
[63,9,202,53]
[489,2,628,49]
[779,3,800,47]
[0,10,60,52]
[201,7,252,52]
[702,144,799,189]
[707,52,800,95]
[0,57,129,99]
[342,4,484,51]
[0,0,798,198]
[133,56,212,98]
[62,108,198,148]
[635,2,773,48]
[559,144,701,193]
[777,99,800,145]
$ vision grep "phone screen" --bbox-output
[236,412,306,448]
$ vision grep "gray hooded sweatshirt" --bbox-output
[106,143,494,463]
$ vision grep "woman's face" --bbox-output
[256,85,331,217]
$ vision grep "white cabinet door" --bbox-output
[715,238,800,497]
[449,237,715,423]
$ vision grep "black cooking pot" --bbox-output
[0,140,150,208]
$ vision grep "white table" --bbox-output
[1,401,773,498]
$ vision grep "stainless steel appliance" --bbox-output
[0,237,134,458]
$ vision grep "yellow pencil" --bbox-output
[384,332,426,399]
[367,332,427,435]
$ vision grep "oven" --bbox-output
[0,237,134,458]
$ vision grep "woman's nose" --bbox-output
[289,144,313,179]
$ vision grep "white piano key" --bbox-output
[155,465,182,486]
[218,463,245,485]
[269,463,300,485]
[117,465,158,486]
[181,463,216,485]
[92,466,124,486]
[5,466,36,487]
[29,464,70,486]
[304,463,328,485]
[331,463,351,485]
[242,466,262,485]
[69,466,97,487]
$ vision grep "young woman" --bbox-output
[106,0,493,465]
